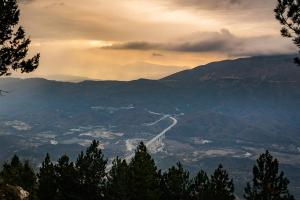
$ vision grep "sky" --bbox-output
[15,0,298,81]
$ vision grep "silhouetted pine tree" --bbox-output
[54,155,79,200]
[190,170,211,200]
[275,0,300,65]
[0,0,40,76]
[37,153,57,200]
[75,140,107,200]
[244,151,295,200]
[160,162,190,200]
[128,142,161,200]
[0,155,23,186]
[106,157,130,200]
[21,161,37,199]
[210,164,235,200]
[0,155,37,200]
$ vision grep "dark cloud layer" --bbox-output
[152,53,164,57]
[103,29,296,57]
[103,30,235,51]
[18,0,35,4]
[165,0,273,10]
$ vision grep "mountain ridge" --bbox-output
[2,54,299,84]
[162,54,300,83]
[0,54,300,198]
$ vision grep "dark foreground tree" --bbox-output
[210,164,235,200]
[190,170,211,200]
[0,155,23,187]
[37,153,57,200]
[128,142,161,200]
[106,157,130,200]
[21,161,37,199]
[160,162,190,200]
[38,141,108,200]
[75,140,107,200]
[0,155,37,200]
[1,1,41,193]
[275,0,300,65]
[244,151,294,200]
[54,155,79,200]
[0,0,40,76]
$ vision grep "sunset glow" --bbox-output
[18,0,297,80]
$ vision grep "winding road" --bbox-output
[106,111,178,170]
[124,113,177,163]
[145,116,177,147]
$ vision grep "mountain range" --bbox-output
[0,54,299,198]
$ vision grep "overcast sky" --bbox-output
[16,0,297,80]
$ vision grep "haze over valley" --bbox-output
[1,55,299,197]
[1,0,300,199]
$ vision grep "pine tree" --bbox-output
[0,155,23,186]
[160,162,190,200]
[190,170,211,200]
[210,164,235,200]
[244,151,295,200]
[54,155,79,200]
[275,0,300,65]
[128,142,161,200]
[106,157,130,200]
[75,140,107,200]
[0,155,37,200]
[37,153,57,200]
[0,0,40,76]
[21,161,37,200]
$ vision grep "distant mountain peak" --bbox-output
[162,54,300,82]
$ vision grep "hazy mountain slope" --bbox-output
[0,55,300,197]
[163,54,300,82]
